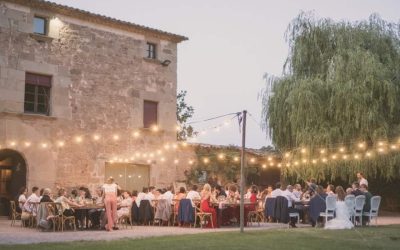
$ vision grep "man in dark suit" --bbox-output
[351,182,364,196]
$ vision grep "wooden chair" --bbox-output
[45,202,61,232]
[10,201,21,226]
[194,206,213,228]
[248,203,264,226]
[54,203,76,231]
[118,206,133,229]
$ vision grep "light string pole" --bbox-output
[240,110,247,233]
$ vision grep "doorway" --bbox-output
[105,163,150,193]
[0,149,27,216]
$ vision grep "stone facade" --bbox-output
[0,0,193,193]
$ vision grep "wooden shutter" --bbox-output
[143,100,158,128]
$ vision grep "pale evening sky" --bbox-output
[52,0,400,149]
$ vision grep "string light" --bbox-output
[284,153,290,158]
[365,152,372,157]
[174,159,179,164]
[342,155,348,160]
[302,159,308,163]
[354,154,360,160]
[294,161,299,166]
[339,147,345,153]
[151,125,159,132]
[262,164,267,169]
[218,153,225,160]
[300,148,307,154]
[24,141,31,147]
[312,159,317,164]
[93,134,100,141]
[160,157,166,162]
[41,143,48,149]
[267,157,272,161]
[10,141,17,147]
[320,149,325,154]
[113,134,120,141]
[250,158,256,163]
[358,142,365,149]
[75,136,83,143]
[233,156,240,162]
[132,131,140,138]
[269,162,275,167]
[331,154,337,160]
[203,158,209,164]
[322,158,328,163]
[189,160,194,165]
[57,141,65,147]
[390,145,398,150]
[277,163,282,168]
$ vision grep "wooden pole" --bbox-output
[240,110,247,233]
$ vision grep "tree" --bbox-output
[176,90,196,141]
[261,13,400,180]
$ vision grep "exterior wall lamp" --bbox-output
[161,59,171,67]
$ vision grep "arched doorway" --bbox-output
[0,149,27,216]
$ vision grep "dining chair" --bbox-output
[319,195,336,224]
[10,200,21,227]
[354,195,366,226]
[344,195,356,223]
[363,196,381,226]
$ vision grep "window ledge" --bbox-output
[30,33,54,43]
[0,111,57,121]
[143,57,162,65]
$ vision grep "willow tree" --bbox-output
[261,13,400,181]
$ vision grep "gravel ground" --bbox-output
[0,216,399,245]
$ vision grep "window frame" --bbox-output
[146,42,157,59]
[143,100,158,129]
[33,15,48,36]
[24,73,52,116]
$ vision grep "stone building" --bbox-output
[0,0,189,214]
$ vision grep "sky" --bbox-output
[53,0,400,149]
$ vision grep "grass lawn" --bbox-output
[1,225,400,250]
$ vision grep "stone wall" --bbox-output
[0,1,194,192]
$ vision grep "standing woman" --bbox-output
[200,184,218,228]
[103,177,120,231]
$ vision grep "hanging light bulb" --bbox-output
[160,157,166,162]
[174,159,179,164]
[93,134,100,141]
[320,149,325,154]
[312,159,317,164]
[322,158,328,163]
[358,142,365,149]
[331,154,337,160]
[284,153,290,158]
[233,156,240,162]
[269,162,275,167]
[41,143,48,149]
[300,148,306,154]
[262,164,267,169]
[189,160,194,165]
[151,125,159,132]
[294,161,299,166]
[181,142,188,147]
[277,163,282,168]
[75,136,83,143]
[267,157,273,161]
[113,134,120,141]
[365,152,372,157]
[203,158,209,164]
[302,159,307,164]
[354,154,360,160]
[57,141,65,147]
[390,145,398,150]
[218,153,225,160]
[132,131,140,138]
[342,155,348,160]
[24,141,31,147]
[250,158,256,163]
[9,141,17,147]
[339,147,345,153]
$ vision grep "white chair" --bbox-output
[363,196,381,226]
[320,195,336,224]
[354,195,366,226]
[344,195,356,223]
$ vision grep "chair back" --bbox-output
[54,202,64,217]
[370,196,381,214]
[354,195,366,212]
[325,195,336,212]
[344,195,355,214]
[178,199,194,223]
[264,197,276,218]
[10,200,17,214]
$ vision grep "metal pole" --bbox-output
[240,110,247,233]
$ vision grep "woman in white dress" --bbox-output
[325,186,354,230]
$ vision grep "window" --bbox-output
[143,100,158,128]
[146,42,156,59]
[24,73,51,115]
[33,16,47,35]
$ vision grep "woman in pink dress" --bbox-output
[200,184,218,228]
[102,177,120,231]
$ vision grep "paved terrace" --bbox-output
[0,214,399,245]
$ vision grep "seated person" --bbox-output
[351,182,363,196]
[174,187,187,213]
[89,187,104,228]
[282,185,300,227]
[244,185,258,226]
[215,185,227,199]
[186,185,201,207]
[40,188,54,202]
[23,186,40,215]
[308,186,327,227]
[18,187,28,213]
[117,191,133,219]
[55,188,82,217]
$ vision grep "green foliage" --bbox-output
[186,145,264,185]
[176,90,196,141]
[261,12,400,180]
